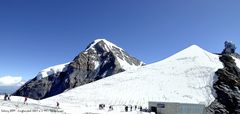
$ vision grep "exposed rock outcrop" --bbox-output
[222,41,236,54]
[208,55,240,114]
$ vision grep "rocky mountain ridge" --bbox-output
[208,41,240,114]
[13,39,143,99]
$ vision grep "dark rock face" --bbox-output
[222,41,236,55]
[208,54,240,114]
[13,39,143,99]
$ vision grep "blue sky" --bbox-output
[0,0,240,81]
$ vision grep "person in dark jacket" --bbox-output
[7,94,11,101]
[4,93,7,101]
[56,102,60,109]
[125,105,128,112]
[134,105,137,110]
[109,105,113,111]
[139,106,142,111]
[24,97,28,104]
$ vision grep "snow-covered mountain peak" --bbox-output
[182,44,204,52]
[165,45,214,62]
[83,39,144,70]
[177,45,205,55]
[86,39,123,52]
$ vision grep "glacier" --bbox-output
[2,45,240,114]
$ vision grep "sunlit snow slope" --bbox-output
[36,63,70,80]
[0,95,148,114]
[44,45,223,108]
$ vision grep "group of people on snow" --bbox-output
[23,97,59,108]
[3,95,60,109]
[4,93,11,101]
[124,105,142,112]
[98,104,143,112]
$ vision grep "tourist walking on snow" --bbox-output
[125,105,128,112]
[24,97,28,104]
[130,105,132,111]
[7,94,11,101]
[4,93,7,101]
[56,102,60,109]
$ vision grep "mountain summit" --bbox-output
[13,39,143,99]
[83,39,144,70]
[86,39,124,51]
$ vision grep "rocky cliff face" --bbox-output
[208,53,240,113]
[13,39,143,99]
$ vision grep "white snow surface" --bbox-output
[232,56,240,68]
[116,56,143,71]
[36,62,70,80]
[0,95,63,114]
[0,95,150,114]
[86,39,124,51]
[42,45,223,112]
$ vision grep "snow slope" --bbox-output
[36,62,70,80]
[0,95,65,114]
[0,95,150,114]
[42,45,223,112]
[232,56,240,68]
